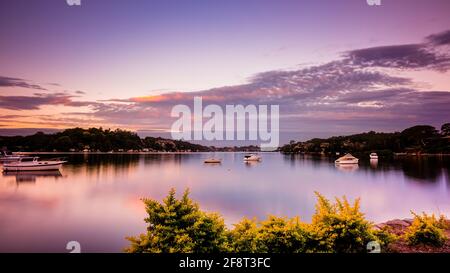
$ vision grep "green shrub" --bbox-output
[307,192,376,253]
[228,218,258,252]
[372,226,397,251]
[404,212,447,247]
[125,188,228,253]
[255,216,308,253]
[127,189,403,253]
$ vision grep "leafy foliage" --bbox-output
[127,189,412,253]
[255,216,308,253]
[303,192,376,253]
[125,189,228,253]
[404,212,447,247]
[228,218,259,252]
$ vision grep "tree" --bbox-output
[125,188,228,253]
[400,125,438,148]
[53,136,73,151]
[441,123,450,136]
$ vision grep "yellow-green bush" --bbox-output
[372,226,397,251]
[404,212,447,247]
[255,216,308,253]
[228,218,258,252]
[127,189,445,253]
[125,188,228,253]
[229,216,310,253]
[305,192,377,253]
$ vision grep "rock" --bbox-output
[385,219,411,228]
[403,218,414,225]
[374,223,387,230]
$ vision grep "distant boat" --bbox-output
[244,154,261,162]
[335,153,359,165]
[370,153,378,160]
[204,158,221,164]
[3,157,67,172]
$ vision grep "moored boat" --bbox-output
[0,151,23,162]
[243,154,261,162]
[204,158,221,164]
[3,157,67,172]
[335,153,359,164]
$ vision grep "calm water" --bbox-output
[0,153,449,252]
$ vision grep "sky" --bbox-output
[0,0,450,144]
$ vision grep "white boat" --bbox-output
[335,153,359,165]
[369,153,378,160]
[0,151,23,162]
[243,154,261,162]
[3,157,67,172]
[204,158,221,164]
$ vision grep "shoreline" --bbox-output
[12,151,275,155]
[11,151,450,156]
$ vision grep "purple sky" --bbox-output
[0,0,449,143]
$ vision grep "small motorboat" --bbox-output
[335,153,359,165]
[204,158,221,164]
[369,153,378,160]
[243,154,261,162]
[3,157,67,172]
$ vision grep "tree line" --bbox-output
[279,124,450,156]
[0,127,212,152]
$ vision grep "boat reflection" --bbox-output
[370,158,378,169]
[2,170,63,184]
[335,163,359,172]
[244,161,261,168]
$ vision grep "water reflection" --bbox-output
[335,164,359,172]
[370,159,378,169]
[244,161,260,168]
[400,157,446,182]
[2,170,63,185]
[0,153,449,253]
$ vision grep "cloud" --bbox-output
[0,76,47,90]
[346,29,450,72]
[0,92,93,110]
[426,29,450,46]
[346,44,450,71]
[2,29,450,137]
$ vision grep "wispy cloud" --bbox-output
[426,29,450,46]
[346,30,450,72]
[0,76,47,91]
[0,92,93,110]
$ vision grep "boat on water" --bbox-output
[369,153,379,160]
[244,154,261,162]
[335,153,359,165]
[204,158,221,164]
[2,157,67,172]
[0,151,23,162]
